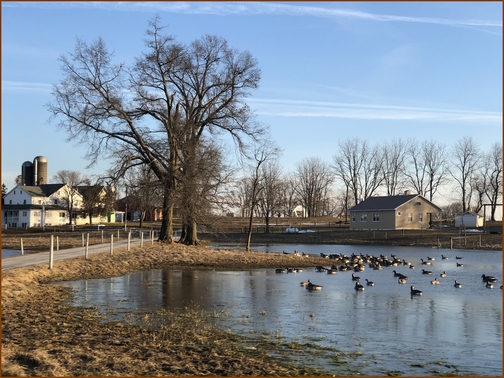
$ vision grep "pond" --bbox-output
[54,245,502,376]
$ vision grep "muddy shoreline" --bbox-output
[2,243,334,376]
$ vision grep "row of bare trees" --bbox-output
[234,137,502,227]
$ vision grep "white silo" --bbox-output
[33,156,48,185]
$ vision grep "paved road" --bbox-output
[1,239,145,270]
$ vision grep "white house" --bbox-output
[2,184,87,228]
[454,212,483,228]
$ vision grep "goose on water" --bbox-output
[431,278,440,284]
[410,286,423,296]
[486,281,494,289]
[456,262,464,267]
[300,279,311,286]
[422,269,433,274]
[306,282,323,290]
[354,281,365,291]
[427,256,435,261]
[440,271,447,278]
[365,279,374,286]
[481,274,497,283]
[441,255,449,260]
[421,258,431,265]
[351,273,361,281]
[454,280,462,288]
[398,277,407,284]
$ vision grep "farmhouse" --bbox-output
[349,192,442,230]
[2,184,116,228]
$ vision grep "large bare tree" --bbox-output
[48,16,262,244]
[381,139,408,196]
[256,161,284,233]
[450,136,481,213]
[295,157,334,217]
[405,139,448,201]
[333,138,382,206]
[52,170,87,225]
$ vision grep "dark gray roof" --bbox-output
[19,184,66,197]
[349,194,423,211]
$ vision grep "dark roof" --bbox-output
[18,184,66,197]
[349,194,441,212]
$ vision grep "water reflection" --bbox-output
[54,245,502,376]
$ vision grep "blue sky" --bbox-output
[2,2,502,204]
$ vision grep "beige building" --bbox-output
[349,193,442,230]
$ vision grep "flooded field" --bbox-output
[54,245,502,376]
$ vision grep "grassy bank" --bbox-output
[2,243,333,376]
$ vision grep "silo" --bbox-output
[21,161,34,186]
[33,156,48,185]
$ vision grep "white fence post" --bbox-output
[141,231,144,247]
[20,238,24,256]
[127,230,131,251]
[101,230,104,243]
[56,236,59,251]
[85,233,89,259]
[82,233,85,247]
[49,235,54,270]
[110,234,114,255]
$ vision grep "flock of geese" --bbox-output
[276,251,501,295]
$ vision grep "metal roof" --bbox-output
[349,194,441,212]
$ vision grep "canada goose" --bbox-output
[275,268,286,273]
[440,271,447,278]
[431,278,440,284]
[454,280,462,288]
[327,268,337,274]
[410,286,423,296]
[365,279,374,286]
[300,279,311,286]
[455,256,462,259]
[441,255,449,260]
[315,266,326,272]
[306,282,323,290]
[421,258,431,265]
[427,256,435,261]
[456,262,464,267]
[398,277,408,284]
[393,270,408,279]
[354,281,365,291]
[351,273,361,281]
[481,274,497,283]
[422,269,433,274]
[486,281,494,289]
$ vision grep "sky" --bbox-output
[2,2,502,206]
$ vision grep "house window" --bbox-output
[20,190,22,194]
[360,213,367,222]
[408,213,413,222]
[13,190,16,194]
[372,213,380,222]
[54,199,58,205]
[418,213,423,222]
[23,199,26,204]
[352,214,356,222]
[9,200,12,204]
[22,211,27,217]
[397,211,401,216]
[59,212,66,218]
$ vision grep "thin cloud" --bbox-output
[248,98,502,123]
[4,2,501,28]
[2,81,52,92]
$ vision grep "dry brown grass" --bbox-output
[2,243,331,376]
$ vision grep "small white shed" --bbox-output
[454,212,483,228]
